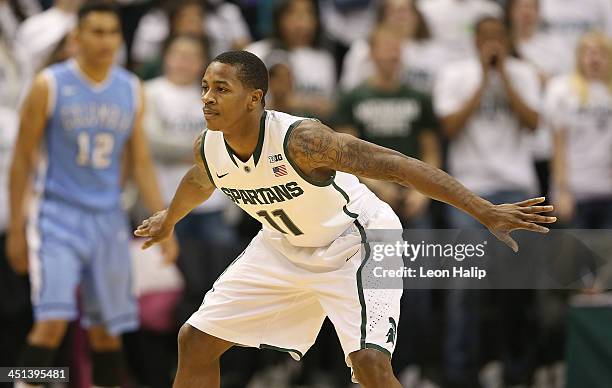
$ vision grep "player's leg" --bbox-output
[26,319,70,348]
[17,319,70,388]
[349,348,402,388]
[87,326,123,388]
[173,324,233,388]
[183,231,325,386]
[18,200,83,384]
[82,209,139,388]
[315,201,404,386]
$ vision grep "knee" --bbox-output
[350,349,394,384]
[28,320,69,347]
[88,327,121,351]
[177,323,230,366]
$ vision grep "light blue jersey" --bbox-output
[40,59,138,210]
[28,60,140,334]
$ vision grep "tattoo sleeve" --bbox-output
[286,119,491,220]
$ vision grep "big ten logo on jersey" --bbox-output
[268,153,283,163]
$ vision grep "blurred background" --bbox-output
[1,0,612,387]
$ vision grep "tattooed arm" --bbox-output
[286,119,555,251]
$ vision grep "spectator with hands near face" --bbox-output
[434,16,542,387]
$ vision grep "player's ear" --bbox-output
[248,89,264,110]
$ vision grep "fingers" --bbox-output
[495,232,518,253]
[142,237,159,250]
[515,197,546,207]
[134,228,149,237]
[516,221,550,233]
[520,205,554,214]
[134,219,155,237]
[521,213,557,224]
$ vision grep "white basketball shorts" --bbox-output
[187,200,403,367]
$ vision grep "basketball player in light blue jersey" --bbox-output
[6,2,178,387]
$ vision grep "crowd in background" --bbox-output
[1,0,612,387]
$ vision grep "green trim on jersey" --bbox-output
[223,139,239,167]
[354,220,370,350]
[365,343,392,358]
[209,239,252,293]
[283,119,336,187]
[332,181,359,218]
[199,130,216,188]
[221,111,267,167]
[253,111,267,166]
[259,344,304,360]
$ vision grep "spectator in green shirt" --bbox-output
[334,26,441,228]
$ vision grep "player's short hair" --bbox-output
[212,51,269,104]
[78,1,121,24]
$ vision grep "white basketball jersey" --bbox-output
[201,110,379,247]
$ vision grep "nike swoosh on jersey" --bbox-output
[216,172,229,178]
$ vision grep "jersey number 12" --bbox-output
[76,132,114,169]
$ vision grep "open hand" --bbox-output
[479,197,556,252]
[134,210,179,264]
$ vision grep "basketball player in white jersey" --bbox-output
[135,50,556,387]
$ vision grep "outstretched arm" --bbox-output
[134,134,215,249]
[286,120,555,251]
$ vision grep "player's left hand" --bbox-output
[479,197,556,252]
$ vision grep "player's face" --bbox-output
[579,38,610,80]
[76,12,122,66]
[201,62,261,131]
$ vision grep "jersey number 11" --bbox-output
[257,209,303,236]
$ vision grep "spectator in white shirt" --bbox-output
[417,0,502,62]
[134,0,207,79]
[506,0,569,81]
[246,0,336,120]
[435,17,540,212]
[434,16,541,387]
[132,0,251,67]
[340,0,447,94]
[547,31,612,228]
[506,0,568,197]
[15,0,81,81]
[540,0,612,71]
